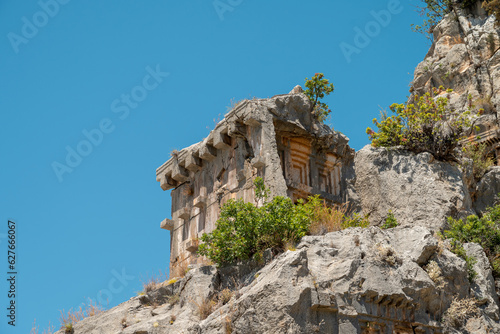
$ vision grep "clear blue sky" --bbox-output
[0,0,429,332]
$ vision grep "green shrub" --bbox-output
[304,73,334,123]
[367,87,475,161]
[198,199,262,265]
[443,202,500,278]
[198,191,312,266]
[199,181,368,266]
[381,210,398,229]
[342,212,370,229]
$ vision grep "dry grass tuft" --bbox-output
[284,240,297,252]
[168,293,180,305]
[193,296,218,320]
[425,260,445,288]
[375,243,401,266]
[224,315,233,334]
[172,257,190,278]
[31,319,55,334]
[59,299,104,331]
[443,297,480,328]
[140,269,169,294]
[218,288,234,305]
[308,202,348,235]
[142,275,161,293]
[121,317,128,328]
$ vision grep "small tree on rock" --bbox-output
[304,73,334,123]
[366,87,476,161]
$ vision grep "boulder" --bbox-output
[346,145,474,230]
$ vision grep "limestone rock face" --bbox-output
[464,242,500,320]
[55,227,500,334]
[411,0,500,170]
[474,166,500,215]
[345,146,474,230]
[412,1,498,115]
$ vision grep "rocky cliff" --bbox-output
[54,2,500,333]
[54,226,500,334]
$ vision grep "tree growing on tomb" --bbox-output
[304,73,334,123]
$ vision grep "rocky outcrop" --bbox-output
[412,1,498,116]
[55,226,500,334]
[474,166,500,215]
[412,0,500,168]
[345,146,474,230]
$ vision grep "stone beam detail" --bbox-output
[159,174,178,191]
[160,218,174,231]
[193,195,207,208]
[228,121,247,138]
[178,207,191,220]
[251,156,266,168]
[172,159,189,182]
[199,143,217,161]
[213,130,231,150]
[185,152,202,172]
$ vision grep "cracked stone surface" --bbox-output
[54,227,500,334]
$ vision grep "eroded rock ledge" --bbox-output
[55,226,500,334]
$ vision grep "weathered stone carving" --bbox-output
[155,91,353,273]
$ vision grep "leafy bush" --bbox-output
[367,87,475,161]
[381,210,398,229]
[199,180,368,266]
[462,142,494,180]
[342,212,370,229]
[304,73,334,122]
[198,183,313,265]
[443,202,500,277]
[483,0,500,24]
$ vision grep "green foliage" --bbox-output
[367,87,475,161]
[199,182,368,266]
[443,202,500,278]
[448,239,478,282]
[198,199,262,265]
[411,0,452,40]
[483,0,500,24]
[253,177,269,203]
[412,1,476,40]
[462,142,494,180]
[381,210,399,229]
[198,179,313,265]
[342,212,370,229]
[304,73,334,123]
